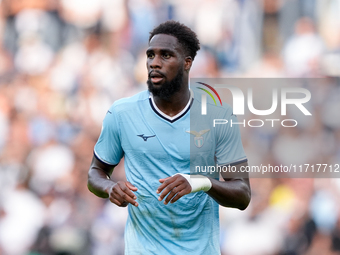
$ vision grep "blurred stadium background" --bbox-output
[0,0,340,254]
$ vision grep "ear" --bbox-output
[184,56,193,72]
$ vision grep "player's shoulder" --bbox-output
[109,90,149,114]
[191,87,234,117]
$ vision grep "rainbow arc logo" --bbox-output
[196,82,222,115]
[196,82,222,106]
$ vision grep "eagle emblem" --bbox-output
[186,129,210,148]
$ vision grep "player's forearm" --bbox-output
[206,178,251,210]
[87,167,115,198]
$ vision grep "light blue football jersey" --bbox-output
[94,89,247,255]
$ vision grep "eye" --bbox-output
[163,53,171,59]
[147,52,155,59]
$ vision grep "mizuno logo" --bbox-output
[137,134,156,141]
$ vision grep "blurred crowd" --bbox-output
[0,0,340,254]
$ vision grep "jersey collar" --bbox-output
[149,89,194,123]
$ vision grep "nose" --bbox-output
[149,55,162,69]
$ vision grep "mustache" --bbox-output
[148,70,165,78]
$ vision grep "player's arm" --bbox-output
[87,155,138,207]
[206,161,250,210]
[156,163,250,210]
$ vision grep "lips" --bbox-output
[151,77,163,84]
[149,71,165,84]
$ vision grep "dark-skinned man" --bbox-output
[88,20,251,255]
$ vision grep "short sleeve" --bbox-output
[215,109,247,166]
[94,106,124,165]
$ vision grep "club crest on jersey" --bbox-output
[186,129,210,148]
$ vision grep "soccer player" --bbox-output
[88,20,250,254]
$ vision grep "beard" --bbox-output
[147,67,184,100]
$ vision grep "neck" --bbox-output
[153,86,191,117]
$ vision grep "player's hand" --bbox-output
[157,175,191,205]
[107,181,138,207]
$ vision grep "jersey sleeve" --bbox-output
[94,106,124,166]
[215,107,247,166]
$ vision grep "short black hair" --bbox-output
[149,20,200,60]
